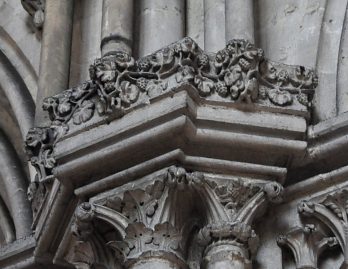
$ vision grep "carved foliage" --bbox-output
[25,125,67,181]
[70,167,283,268]
[298,189,348,267]
[43,38,317,129]
[106,167,201,264]
[277,224,338,269]
[25,38,318,185]
[194,179,283,255]
[72,167,199,266]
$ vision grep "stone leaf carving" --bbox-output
[277,224,338,269]
[43,38,317,128]
[25,124,68,223]
[25,126,65,179]
[72,166,199,267]
[191,177,283,269]
[193,178,283,254]
[298,189,348,268]
[70,167,283,268]
[69,202,120,269]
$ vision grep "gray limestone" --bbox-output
[2,0,348,268]
[101,0,134,56]
[35,0,74,126]
[226,0,255,42]
[138,0,185,56]
[204,0,226,52]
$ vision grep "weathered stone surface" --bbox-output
[3,1,348,268]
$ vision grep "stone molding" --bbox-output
[42,37,316,129]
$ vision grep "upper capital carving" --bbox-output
[42,38,317,128]
[68,166,283,268]
[25,37,318,184]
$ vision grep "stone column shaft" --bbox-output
[203,241,251,269]
[138,0,185,56]
[204,0,226,52]
[130,257,182,269]
[225,0,255,42]
[101,0,134,56]
[35,0,74,126]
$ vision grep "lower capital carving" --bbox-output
[67,166,283,269]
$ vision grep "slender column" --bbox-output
[337,5,348,114]
[204,0,225,52]
[0,196,15,243]
[138,0,185,56]
[225,0,254,42]
[35,0,74,126]
[101,0,134,56]
[0,131,32,238]
[130,258,183,269]
[202,241,251,269]
[314,0,348,121]
[187,0,205,49]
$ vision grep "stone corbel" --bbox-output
[298,189,348,269]
[277,224,338,269]
[21,0,45,29]
[67,166,283,269]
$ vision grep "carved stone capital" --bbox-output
[70,167,199,268]
[192,176,282,268]
[298,189,348,268]
[277,224,338,269]
[67,166,283,269]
